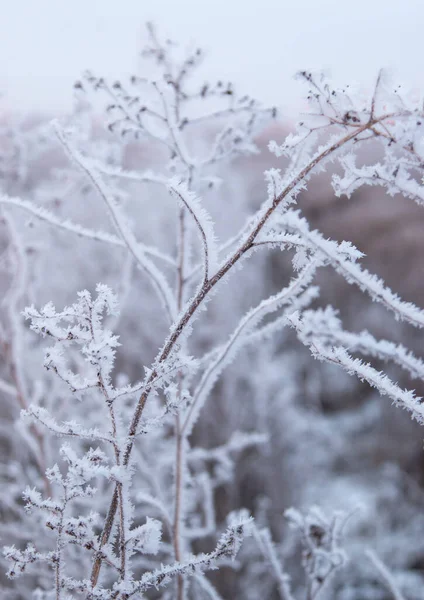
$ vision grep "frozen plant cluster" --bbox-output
[1,23,424,600]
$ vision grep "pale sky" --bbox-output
[1,0,423,114]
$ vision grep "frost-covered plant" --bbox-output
[284,506,356,600]
[2,22,424,600]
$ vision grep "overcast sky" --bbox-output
[1,0,423,114]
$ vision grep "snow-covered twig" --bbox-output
[183,258,319,435]
[289,310,424,423]
[365,549,406,600]
[168,180,218,284]
[53,122,177,321]
[0,193,175,266]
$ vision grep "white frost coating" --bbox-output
[333,152,424,208]
[295,306,424,381]
[91,160,168,185]
[0,192,175,265]
[24,284,121,397]
[128,518,162,555]
[7,45,424,600]
[366,550,407,600]
[53,121,177,321]
[279,210,424,328]
[193,573,225,600]
[126,516,252,596]
[22,405,113,444]
[168,178,218,281]
[153,80,194,167]
[252,525,294,600]
[284,504,356,599]
[289,311,424,423]
[183,258,320,436]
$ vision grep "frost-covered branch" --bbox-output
[289,310,424,423]
[183,258,320,435]
[285,506,356,600]
[53,122,177,321]
[22,406,114,445]
[6,26,424,600]
[168,179,217,283]
[0,193,174,266]
[365,549,406,600]
[252,525,294,600]
[126,515,252,597]
[292,306,424,381]
[273,210,424,328]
